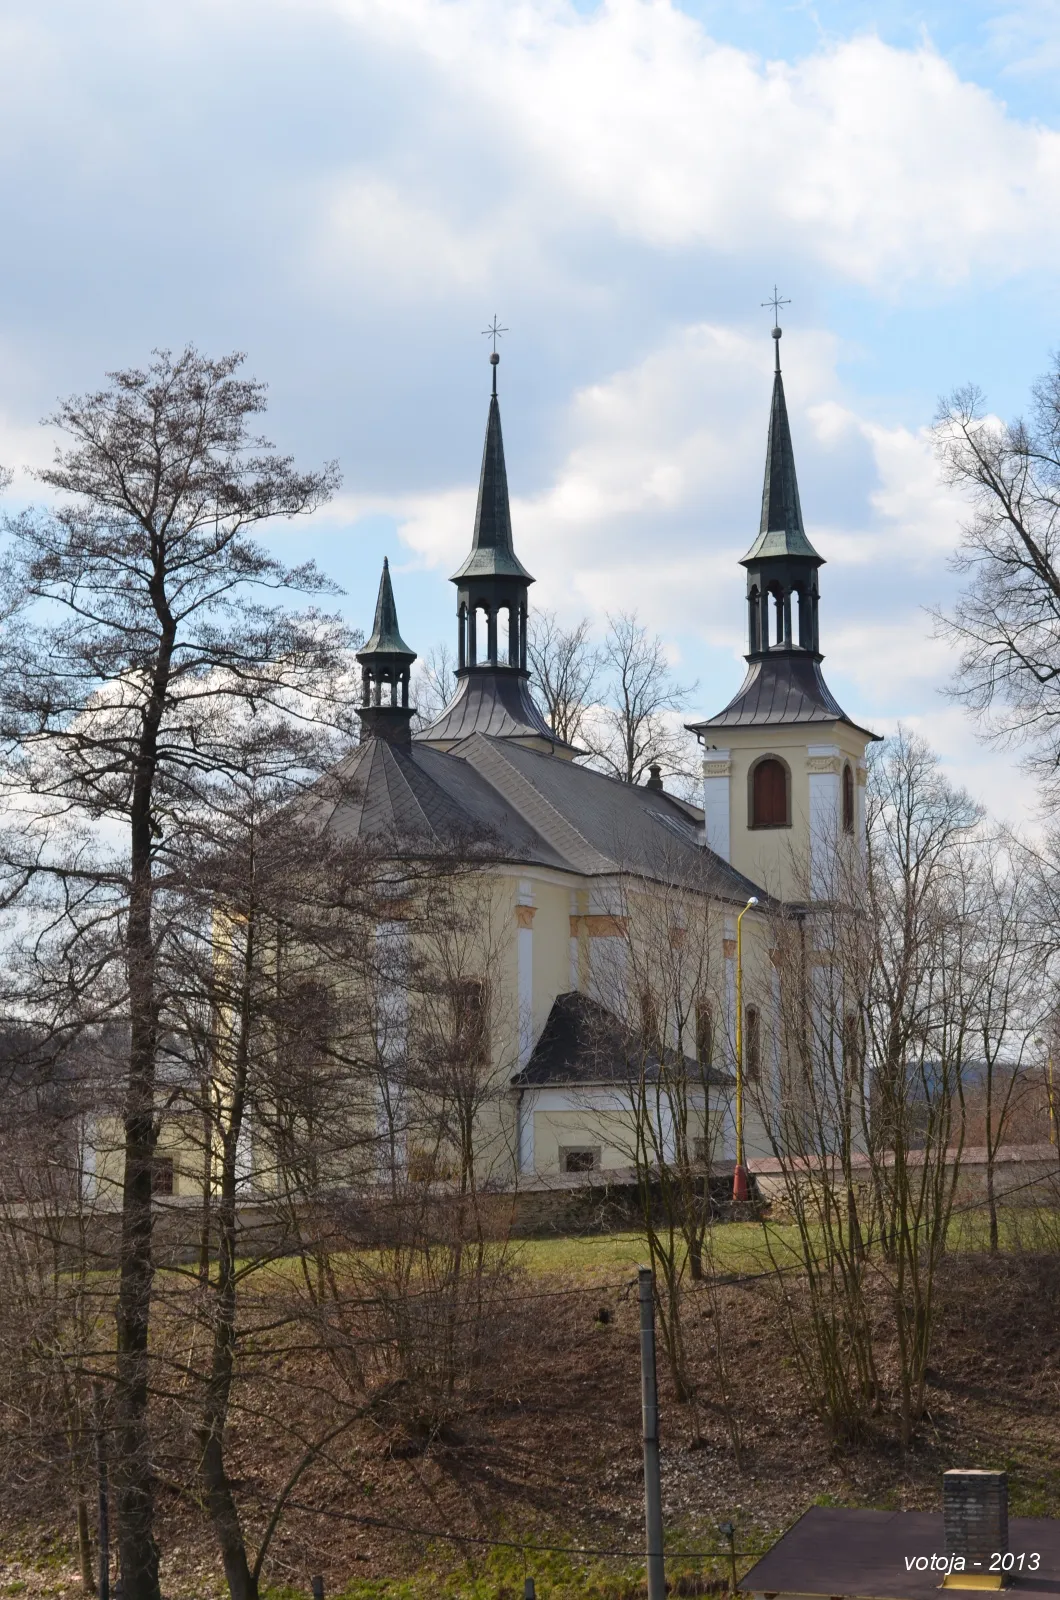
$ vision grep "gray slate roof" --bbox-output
[416,670,576,750]
[688,652,877,739]
[512,990,733,1089]
[313,731,767,900]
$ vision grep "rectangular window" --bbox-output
[561,1147,600,1175]
[451,978,489,1066]
[695,999,714,1066]
[745,1005,761,1082]
[151,1156,175,1196]
[639,989,661,1054]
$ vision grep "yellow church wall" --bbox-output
[704,721,870,903]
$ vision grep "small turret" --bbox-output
[356,557,417,746]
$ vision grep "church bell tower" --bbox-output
[688,319,878,901]
[416,349,576,755]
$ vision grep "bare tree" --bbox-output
[959,837,1050,1251]
[751,730,989,1449]
[411,642,457,726]
[0,347,344,1600]
[526,609,599,748]
[583,611,697,789]
[586,846,743,1458]
[934,363,1060,801]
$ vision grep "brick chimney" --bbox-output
[943,1470,1008,1562]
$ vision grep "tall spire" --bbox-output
[451,352,532,583]
[687,309,876,744]
[356,557,417,746]
[416,342,576,756]
[739,317,824,660]
[743,325,820,564]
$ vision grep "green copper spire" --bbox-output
[741,327,821,564]
[451,353,533,582]
[360,556,416,661]
[356,557,417,745]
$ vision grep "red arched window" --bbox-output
[752,758,788,827]
[842,763,855,834]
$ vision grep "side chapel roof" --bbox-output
[512,990,734,1089]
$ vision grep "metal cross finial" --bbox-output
[761,286,790,370]
[762,286,790,326]
[482,315,508,352]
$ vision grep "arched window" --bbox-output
[751,757,789,828]
[842,762,855,834]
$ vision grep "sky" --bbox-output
[0,0,1059,821]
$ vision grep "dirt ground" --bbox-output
[3,1248,1060,1599]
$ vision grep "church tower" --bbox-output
[688,321,878,900]
[356,556,417,746]
[416,351,576,755]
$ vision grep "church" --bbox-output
[322,323,877,1183]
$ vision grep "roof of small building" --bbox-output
[688,652,878,738]
[512,990,734,1089]
[741,1506,1060,1600]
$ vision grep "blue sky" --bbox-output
[1,0,1059,819]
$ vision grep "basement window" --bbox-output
[561,1147,600,1175]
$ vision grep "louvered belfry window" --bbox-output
[752,758,788,827]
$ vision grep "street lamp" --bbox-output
[733,895,759,1203]
[1036,1036,1057,1148]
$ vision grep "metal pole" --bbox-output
[311,1578,325,1600]
[638,1266,665,1600]
[93,1383,109,1600]
[733,897,757,1203]
[524,1581,536,1600]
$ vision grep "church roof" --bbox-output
[511,990,734,1089]
[310,731,767,899]
[450,360,533,583]
[357,557,416,663]
[741,346,822,566]
[415,669,573,750]
[689,652,876,737]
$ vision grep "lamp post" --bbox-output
[733,895,759,1204]
[1039,1035,1057,1148]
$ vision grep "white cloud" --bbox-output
[309,0,1060,289]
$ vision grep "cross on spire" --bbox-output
[482,315,508,352]
[762,285,790,327]
[761,286,791,370]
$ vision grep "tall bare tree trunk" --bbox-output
[114,655,170,1600]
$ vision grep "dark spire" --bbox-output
[739,321,824,661]
[742,327,821,564]
[356,557,417,746]
[685,315,875,741]
[451,353,533,583]
[361,556,416,661]
[417,344,576,756]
